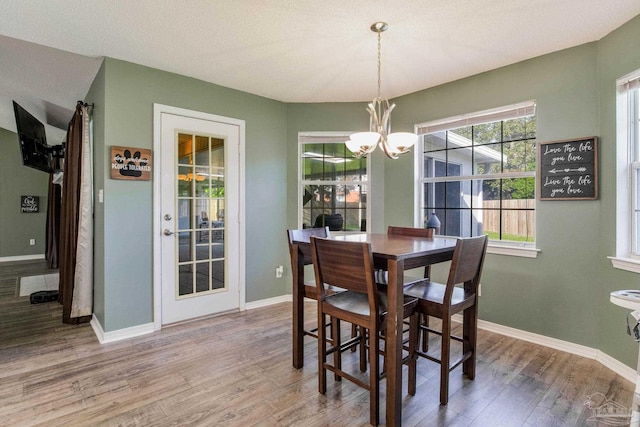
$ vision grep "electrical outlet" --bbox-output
[29,239,35,246]
[275,265,284,278]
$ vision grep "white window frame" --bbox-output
[414,101,539,258]
[298,132,370,234]
[610,70,640,273]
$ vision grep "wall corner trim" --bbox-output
[91,314,154,344]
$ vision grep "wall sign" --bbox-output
[21,196,39,213]
[110,146,152,181]
[538,137,598,200]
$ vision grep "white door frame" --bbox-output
[152,103,246,330]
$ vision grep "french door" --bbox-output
[154,105,244,326]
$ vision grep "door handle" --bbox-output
[163,229,175,236]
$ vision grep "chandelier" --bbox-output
[346,22,418,160]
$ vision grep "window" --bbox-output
[299,133,368,232]
[613,71,640,272]
[416,102,537,250]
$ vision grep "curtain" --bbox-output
[59,102,93,324]
[45,157,62,269]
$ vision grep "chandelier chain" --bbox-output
[377,29,382,99]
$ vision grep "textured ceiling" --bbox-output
[0,0,639,139]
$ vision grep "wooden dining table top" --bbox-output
[326,233,459,270]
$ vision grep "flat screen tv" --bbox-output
[12,101,54,173]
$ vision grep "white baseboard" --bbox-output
[93,295,292,344]
[596,351,638,384]
[0,254,45,263]
[90,314,154,344]
[452,314,636,384]
[245,294,292,310]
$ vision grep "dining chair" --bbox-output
[310,236,419,426]
[386,226,434,281]
[287,227,359,372]
[404,234,488,405]
[383,226,440,352]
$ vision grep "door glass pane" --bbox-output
[178,232,192,263]
[177,200,191,232]
[196,262,210,293]
[176,133,227,298]
[196,241,210,261]
[211,260,225,289]
[178,265,193,296]
[194,135,210,166]
[178,166,193,197]
[195,167,211,197]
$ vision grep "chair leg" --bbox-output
[359,327,367,373]
[369,325,380,426]
[462,305,478,379]
[317,309,327,394]
[439,316,451,405]
[421,313,430,353]
[351,324,358,352]
[332,318,342,382]
[408,312,419,396]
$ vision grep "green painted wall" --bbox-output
[286,16,640,369]
[90,58,288,332]
[383,18,640,367]
[596,14,640,368]
[0,127,49,258]
[388,42,602,349]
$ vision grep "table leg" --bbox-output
[292,247,305,369]
[386,259,404,427]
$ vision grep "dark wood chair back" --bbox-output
[288,227,330,259]
[443,234,488,305]
[310,237,377,304]
[387,226,434,280]
[387,225,433,239]
[287,227,330,277]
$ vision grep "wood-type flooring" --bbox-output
[0,260,634,426]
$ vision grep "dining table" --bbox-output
[291,232,458,426]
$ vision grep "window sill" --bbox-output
[608,256,640,274]
[487,243,539,258]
